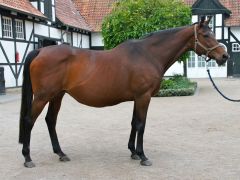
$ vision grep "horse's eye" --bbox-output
[203,34,209,38]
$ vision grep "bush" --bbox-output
[155,75,197,97]
[102,0,191,54]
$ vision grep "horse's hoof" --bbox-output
[24,161,36,168]
[131,154,141,160]
[140,159,152,166]
[59,155,71,162]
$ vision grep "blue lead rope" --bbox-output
[207,67,240,102]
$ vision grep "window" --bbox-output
[188,51,196,68]
[208,60,216,67]
[198,56,206,67]
[2,16,13,38]
[15,19,24,39]
[232,43,240,52]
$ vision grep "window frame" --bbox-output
[2,16,13,38]
[187,51,196,68]
[15,19,25,40]
[232,43,240,52]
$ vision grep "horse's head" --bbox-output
[193,16,229,65]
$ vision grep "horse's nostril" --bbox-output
[222,54,229,60]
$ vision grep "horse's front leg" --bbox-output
[134,94,152,166]
[128,103,141,160]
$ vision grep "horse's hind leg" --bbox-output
[22,97,48,168]
[45,92,70,162]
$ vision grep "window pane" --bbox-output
[232,43,240,52]
[208,60,216,67]
[15,19,24,39]
[188,51,195,68]
[198,56,206,67]
[2,17,13,38]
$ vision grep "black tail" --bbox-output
[19,50,40,144]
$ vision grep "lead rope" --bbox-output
[206,64,240,102]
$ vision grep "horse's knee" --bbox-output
[136,121,145,133]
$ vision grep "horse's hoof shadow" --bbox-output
[24,161,36,168]
[140,159,152,166]
[59,155,71,162]
[131,154,141,160]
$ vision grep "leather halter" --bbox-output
[194,24,223,61]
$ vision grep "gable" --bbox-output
[192,0,231,15]
[184,0,239,27]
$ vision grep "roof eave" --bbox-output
[55,19,92,32]
[192,8,231,16]
[0,4,47,20]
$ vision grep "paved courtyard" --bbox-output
[0,78,240,180]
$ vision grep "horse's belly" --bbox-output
[67,85,133,107]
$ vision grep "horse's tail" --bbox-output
[19,49,40,144]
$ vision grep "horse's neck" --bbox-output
[147,26,194,73]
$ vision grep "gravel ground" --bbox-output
[0,78,240,180]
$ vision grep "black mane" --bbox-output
[141,26,187,39]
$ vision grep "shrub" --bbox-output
[102,0,191,63]
[156,75,197,97]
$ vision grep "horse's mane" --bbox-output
[140,26,188,40]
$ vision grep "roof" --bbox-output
[55,0,92,31]
[183,0,240,26]
[0,0,46,19]
[73,0,117,32]
[192,0,231,15]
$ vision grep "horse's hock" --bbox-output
[0,67,5,95]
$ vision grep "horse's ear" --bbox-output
[199,16,205,27]
[206,16,212,25]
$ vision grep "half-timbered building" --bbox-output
[0,0,91,88]
[185,0,240,78]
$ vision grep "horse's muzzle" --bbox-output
[217,53,229,66]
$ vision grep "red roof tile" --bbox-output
[0,0,46,19]
[55,0,92,31]
[73,0,117,32]
[183,0,240,26]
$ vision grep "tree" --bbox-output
[102,0,191,61]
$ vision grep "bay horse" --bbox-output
[19,16,229,168]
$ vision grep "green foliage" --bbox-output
[156,87,196,97]
[160,74,194,89]
[102,0,191,62]
[156,75,197,97]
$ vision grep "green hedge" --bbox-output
[155,83,197,97]
[155,75,197,97]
